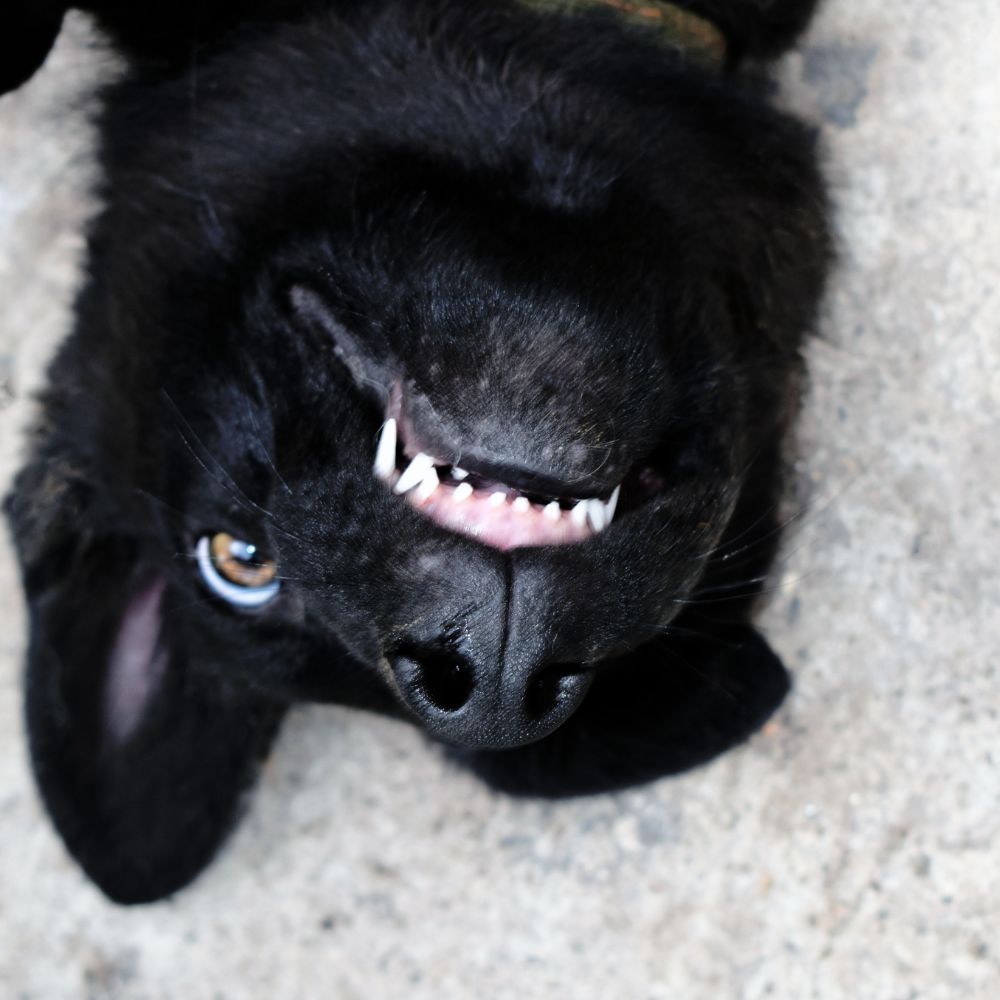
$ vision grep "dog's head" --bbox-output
[4,0,831,903]
[9,2,827,754]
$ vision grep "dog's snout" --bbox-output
[389,639,592,750]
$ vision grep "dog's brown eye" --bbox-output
[196,533,280,608]
[210,532,277,587]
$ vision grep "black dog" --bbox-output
[2,0,830,903]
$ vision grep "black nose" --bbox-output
[390,641,593,749]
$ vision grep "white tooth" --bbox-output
[512,496,530,513]
[605,484,621,523]
[587,498,607,532]
[453,482,473,503]
[543,502,561,523]
[414,466,439,502]
[373,418,397,481]
[451,466,469,480]
[394,452,435,494]
[570,501,589,527]
[489,491,507,507]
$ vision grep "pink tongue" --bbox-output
[408,487,592,550]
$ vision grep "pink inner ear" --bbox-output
[103,578,169,745]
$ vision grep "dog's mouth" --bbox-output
[372,391,665,551]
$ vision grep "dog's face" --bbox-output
[14,8,827,755]
[138,140,753,749]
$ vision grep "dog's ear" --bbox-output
[6,458,285,905]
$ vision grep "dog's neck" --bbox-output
[522,0,727,66]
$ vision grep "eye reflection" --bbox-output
[196,533,280,608]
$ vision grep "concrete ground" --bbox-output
[0,3,997,998]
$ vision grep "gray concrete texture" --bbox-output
[0,2,997,998]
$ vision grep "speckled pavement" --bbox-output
[1,4,997,998]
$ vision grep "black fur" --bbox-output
[3,0,830,903]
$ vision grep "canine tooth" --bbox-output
[543,502,561,523]
[488,491,507,507]
[451,467,469,480]
[373,418,397,481]
[394,452,435,494]
[570,501,589,527]
[453,482,473,503]
[414,467,440,502]
[512,496,530,513]
[605,484,621,523]
[587,498,607,532]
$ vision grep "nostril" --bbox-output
[393,643,475,713]
[524,663,589,721]
[422,656,474,712]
